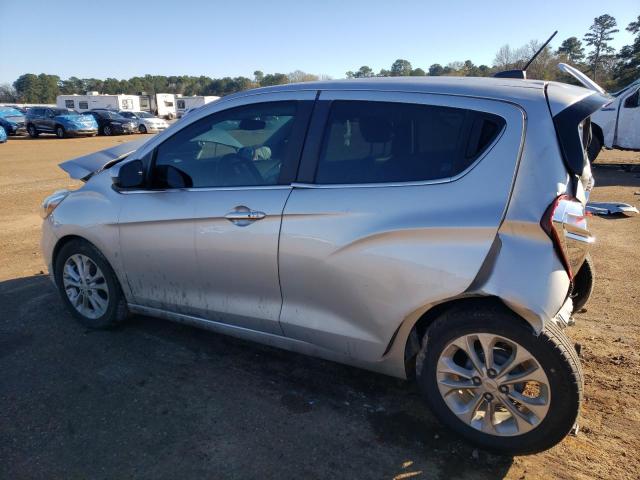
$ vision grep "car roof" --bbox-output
[229,76,552,100]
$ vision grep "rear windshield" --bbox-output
[315,101,505,184]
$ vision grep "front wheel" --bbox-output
[55,126,66,138]
[138,124,147,134]
[54,239,129,329]
[27,124,39,138]
[417,304,582,455]
[103,125,113,136]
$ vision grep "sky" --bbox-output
[0,0,637,84]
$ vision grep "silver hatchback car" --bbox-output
[41,76,608,454]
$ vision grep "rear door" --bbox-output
[119,91,314,334]
[278,90,525,361]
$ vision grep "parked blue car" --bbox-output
[0,107,27,136]
[0,125,7,143]
[25,108,99,138]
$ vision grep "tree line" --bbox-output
[2,13,638,105]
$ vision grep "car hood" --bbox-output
[59,138,148,180]
[1,115,25,124]
[56,114,95,123]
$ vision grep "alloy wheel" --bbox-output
[436,333,550,436]
[62,254,110,319]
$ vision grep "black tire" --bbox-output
[138,124,147,134]
[587,134,602,163]
[27,124,39,138]
[103,125,113,136]
[416,304,582,455]
[572,254,595,313]
[55,125,66,139]
[54,239,129,329]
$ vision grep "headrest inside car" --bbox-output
[358,116,393,143]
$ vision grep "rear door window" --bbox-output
[315,101,505,184]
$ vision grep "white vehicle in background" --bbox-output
[118,111,169,134]
[588,79,640,160]
[138,93,176,119]
[57,93,141,113]
[175,95,220,118]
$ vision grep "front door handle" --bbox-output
[224,207,266,226]
[225,211,266,221]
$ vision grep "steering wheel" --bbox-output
[218,153,263,185]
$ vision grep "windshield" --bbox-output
[136,111,154,118]
[52,108,76,116]
[102,111,127,120]
[611,79,640,97]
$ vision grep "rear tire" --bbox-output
[416,304,582,455]
[587,134,602,163]
[27,124,39,138]
[55,126,66,139]
[572,254,595,313]
[54,239,129,329]
[103,125,113,136]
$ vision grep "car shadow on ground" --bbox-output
[0,274,513,479]
[592,161,640,188]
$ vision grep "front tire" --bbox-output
[55,126,66,139]
[103,125,113,136]
[416,304,582,455]
[54,239,128,329]
[138,124,147,134]
[27,124,39,138]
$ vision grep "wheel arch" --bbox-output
[399,296,536,379]
[51,235,126,297]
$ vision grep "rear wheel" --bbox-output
[54,239,128,329]
[416,304,582,455]
[572,254,595,313]
[27,124,39,138]
[103,125,113,136]
[55,126,66,139]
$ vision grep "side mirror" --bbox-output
[113,160,145,189]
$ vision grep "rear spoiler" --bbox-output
[551,91,611,175]
[59,138,148,181]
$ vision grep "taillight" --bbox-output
[541,195,594,279]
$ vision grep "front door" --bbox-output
[119,94,314,334]
[616,87,640,149]
[43,108,57,132]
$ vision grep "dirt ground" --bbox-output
[0,135,638,479]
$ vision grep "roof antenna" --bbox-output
[494,30,558,79]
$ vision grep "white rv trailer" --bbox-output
[138,93,176,119]
[56,93,141,113]
[175,95,220,118]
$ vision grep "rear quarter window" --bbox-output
[315,101,505,184]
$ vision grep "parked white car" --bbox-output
[118,111,169,134]
[589,79,640,159]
